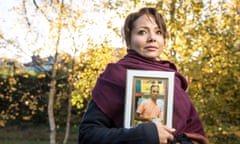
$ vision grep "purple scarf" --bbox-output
[92,49,205,136]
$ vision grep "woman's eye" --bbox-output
[156,30,162,35]
[138,30,146,35]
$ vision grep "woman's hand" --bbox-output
[155,123,176,144]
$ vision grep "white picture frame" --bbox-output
[124,69,175,128]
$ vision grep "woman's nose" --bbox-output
[147,33,156,42]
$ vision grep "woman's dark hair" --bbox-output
[123,7,167,47]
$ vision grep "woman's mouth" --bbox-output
[145,46,158,51]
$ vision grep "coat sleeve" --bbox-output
[78,100,160,144]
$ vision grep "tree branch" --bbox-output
[32,0,39,8]
[22,0,31,31]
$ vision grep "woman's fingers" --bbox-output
[155,123,176,143]
[162,124,176,133]
[161,139,168,144]
[167,132,174,141]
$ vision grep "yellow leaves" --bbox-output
[25,100,29,106]
[72,47,119,110]
[23,74,29,78]
[10,87,16,92]
[0,120,6,127]
[71,95,84,109]
[22,116,31,121]
[222,130,228,135]
[68,69,72,73]
[15,69,21,75]
[76,103,84,109]
[37,73,46,79]
[0,94,4,99]
[20,94,39,112]
[8,77,17,85]
[38,106,45,112]
[57,83,64,88]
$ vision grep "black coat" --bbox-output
[78,100,160,144]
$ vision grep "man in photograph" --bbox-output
[135,85,163,123]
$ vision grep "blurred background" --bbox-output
[0,0,239,143]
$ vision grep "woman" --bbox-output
[79,7,209,144]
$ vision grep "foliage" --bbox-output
[186,6,240,143]
[0,0,239,143]
[153,1,240,143]
[0,65,81,127]
[0,72,48,127]
[71,45,126,113]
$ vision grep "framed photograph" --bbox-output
[124,69,175,128]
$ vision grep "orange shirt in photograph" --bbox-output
[137,99,161,119]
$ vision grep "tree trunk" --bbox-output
[48,64,57,144]
[48,1,64,144]
[63,87,72,144]
[63,63,74,144]
[63,31,77,144]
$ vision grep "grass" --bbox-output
[0,124,78,144]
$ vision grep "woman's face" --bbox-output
[129,14,164,59]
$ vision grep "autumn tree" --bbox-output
[72,42,126,113]
[3,0,91,143]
